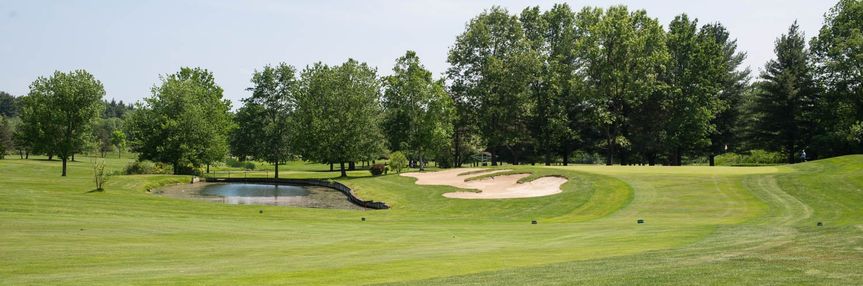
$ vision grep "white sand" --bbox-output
[401,168,567,199]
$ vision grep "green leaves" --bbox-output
[810,0,863,153]
[127,67,233,173]
[294,59,385,176]
[661,14,730,164]
[750,23,817,163]
[19,70,105,175]
[447,6,536,163]
[574,5,668,164]
[383,51,455,169]
[234,63,298,174]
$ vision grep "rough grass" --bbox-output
[1,155,861,285]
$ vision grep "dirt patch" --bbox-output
[401,168,566,199]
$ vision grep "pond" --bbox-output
[155,182,361,210]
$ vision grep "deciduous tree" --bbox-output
[574,6,668,165]
[127,67,233,174]
[447,6,538,165]
[20,70,105,176]
[295,60,385,177]
[810,0,863,156]
[383,51,454,170]
[662,15,725,165]
[239,63,299,178]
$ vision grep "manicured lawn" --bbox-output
[1,155,861,285]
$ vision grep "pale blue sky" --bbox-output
[0,0,836,106]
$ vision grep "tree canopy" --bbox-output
[233,63,299,178]
[19,70,105,176]
[383,51,454,170]
[126,67,233,174]
[294,59,385,177]
[750,23,818,163]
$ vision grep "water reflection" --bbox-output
[156,183,360,210]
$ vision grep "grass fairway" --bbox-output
[1,156,861,285]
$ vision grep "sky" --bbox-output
[0,0,837,106]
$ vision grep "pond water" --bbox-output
[155,183,360,210]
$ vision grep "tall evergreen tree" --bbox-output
[751,23,817,164]
[703,23,750,166]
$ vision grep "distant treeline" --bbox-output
[446,1,862,166]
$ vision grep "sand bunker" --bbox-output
[401,168,567,199]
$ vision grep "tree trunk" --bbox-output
[349,161,356,170]
[118,149,122,159]
[206,164,210,174]
[339,161,347,177]
[606,137,614,166]
[274,162,279,179]
[72,153,75,162]
[674,148,682,166]
[418,153,425,171]
[61,158,67,177]
[453,128,462,167]
[709,154,715,166]
[511,148,519,165]
[329,162,333,171]
[491,149,497,166]
[563,145,571,166]
[787,148,795,164]
[173,162,179,175]
[48,154,53,160]
[648,153,656,166]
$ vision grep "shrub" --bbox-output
[369,164,386,176]
[715,150,785,166]
[124,160,168,175]
[389,151,408,173]
[92,158,109,191]
[225,157,256,170]
[225,157,243,168]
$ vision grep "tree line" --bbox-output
[1,1,861,176]
[448,1,862,166]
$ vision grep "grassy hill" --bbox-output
[1,155,861,285]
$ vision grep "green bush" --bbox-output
[124,160,169,175]
[715,150,785,166]
[389,151,408,173]
[225,157,256,170]
[369,164,387,176]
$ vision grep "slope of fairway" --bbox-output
[384,157,863,285]
[1,156,862,285]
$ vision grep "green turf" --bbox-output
[0,155,861,285]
